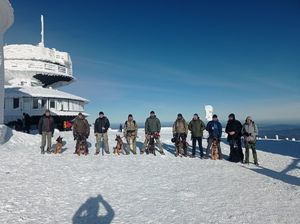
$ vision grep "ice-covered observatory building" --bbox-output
[3,16,88,130]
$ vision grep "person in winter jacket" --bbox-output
[23,113,31,133]
[141,111,165,155]
[38,109,55,154]
[188,113,206,158]
[94,111,110,155]
[242,116,259,165]
[123,114,138,154]
[73,112,90,153]
[172,113,189,157]
[206,114,222,159]
[225,113,243,162]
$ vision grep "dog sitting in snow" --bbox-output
[76,136,88,156]
[211,138,219,160]
[146,134,156,156]
[113,135,123,155]
[54,136,63,154]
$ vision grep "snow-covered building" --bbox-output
[3,15,88,130]
[0,0,14,124]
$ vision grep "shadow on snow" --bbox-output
[72,194,115,224]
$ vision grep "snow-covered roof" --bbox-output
[4,44,72,67]
[51,111,89,117]
[5,85,89,103]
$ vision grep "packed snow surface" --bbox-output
[0,127,299,224]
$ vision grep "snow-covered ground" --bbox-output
[0,126,299,224]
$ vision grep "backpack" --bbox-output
[125,120,136,128]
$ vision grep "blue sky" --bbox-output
[5,0,300,124]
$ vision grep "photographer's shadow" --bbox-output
[72,194,115,224]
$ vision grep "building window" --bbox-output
[13,98,19,109]
[50,100,55,109]
[42,99,47,108]
[33,99,39,109]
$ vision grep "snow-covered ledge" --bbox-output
[0,0,14,124]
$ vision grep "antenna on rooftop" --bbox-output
[39,15,44,47]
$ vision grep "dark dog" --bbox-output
[113,135,123,155]
[54,136,63,154]
[211,138,219,160]
[146,134,156,156]
[76,136,88,156]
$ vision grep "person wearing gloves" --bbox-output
[141,111,165,155]
[188,113,206,158]
[73,112,90,154]
[94,111,110,155]
[206,114,222,159]
[38,109,55,154]
[242,116,259,165]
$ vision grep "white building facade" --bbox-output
[2,14,88,130]
[0,0,14,124]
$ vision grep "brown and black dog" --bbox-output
[211,138,219,160]
[146,134,156,156]
[54,136,63,154]
[76,136,88,156]
[113,135,123,155]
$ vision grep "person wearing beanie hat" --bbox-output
[188,113,206,158]
[94,111,110,155]
[38,109,55,154]
[141,111,165,155]
[242,116,259,165]
[225,113,243,162]
[123,114,138,154]
[73,112,90,154]
[172,113,188,157]
[206,114,222,159]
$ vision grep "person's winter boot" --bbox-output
[244,148,249,163]
[94,151,99,155]
[252,147,258,163]
[253,153,258,166]
[46,147,51,154]
[183,148,188,157]
[40,147,45,154]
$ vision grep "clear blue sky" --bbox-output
[5,0,300,124]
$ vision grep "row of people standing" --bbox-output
[38,109,259,165]
[172,113,222,158]
[170,112,258,164]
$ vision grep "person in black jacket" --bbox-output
[23,113,31,133]
[38,109,55,154]
[94,111,110,155]
[225,113,243,162]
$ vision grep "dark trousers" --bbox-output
[192,137,203,157]
[229,138,244,162]
[24,125,30,133]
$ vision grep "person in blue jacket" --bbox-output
[206,114,222,159]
